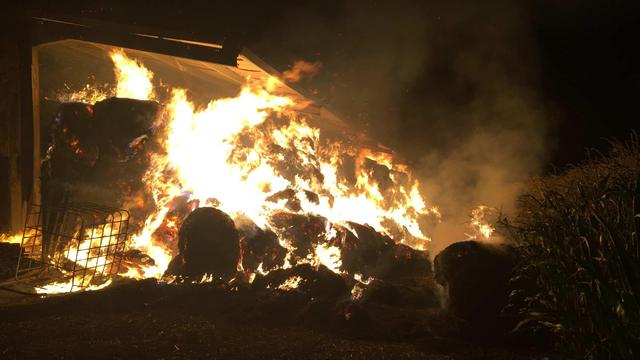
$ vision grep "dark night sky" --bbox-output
[532,2,639,167]
[8,0,640,171]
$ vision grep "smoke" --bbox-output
[249,0,548,255]
[406,1,548,254]
[282,60,323,83]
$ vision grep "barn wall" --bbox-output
[0,27,36,233]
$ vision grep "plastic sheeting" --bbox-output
[35,39,359,143]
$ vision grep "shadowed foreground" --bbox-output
[0,279,535,360]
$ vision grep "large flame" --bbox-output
[1,49,447,292]
[108,49,439,278]
[111,49,155,100]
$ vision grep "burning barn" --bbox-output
[0,12,535,360]
[2,4,634,358]
[0,15,440,293]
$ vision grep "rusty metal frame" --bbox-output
[16,202,129,292]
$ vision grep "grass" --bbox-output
[499,134,640,359]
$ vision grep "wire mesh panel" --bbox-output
[14,206,46,276]
[16,203,129,292]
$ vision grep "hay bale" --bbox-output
[253,264,349,300]
[237,219,287,273]
[434,240,515,321]
[341,222,431,280]
[42,98,160,207]
[340,222,393,278]
[92,97,158,156]
[46,102,98,183]
[165,207,239,279]
[269,212,327,261]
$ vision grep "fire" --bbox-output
[278,275,303,290]
[3,49,440,294]
[0,228,39,246]
[64,223,122,274]
[110,49,155,100]
[98,48,438,280]
[52,49,152,104]
[0,233,24,244]
[469,205,495,241]
[313,243,342,273]
[110,49,439,278]
[36,279,113,295]
[0,224,121,294]
[55,83,111,104]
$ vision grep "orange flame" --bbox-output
[0,233,23,244]
[39,50,441,288]
[110,49,155,100]
[109,50,439,279]
[468,205,495,241]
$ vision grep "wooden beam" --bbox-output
[28,16,240,67]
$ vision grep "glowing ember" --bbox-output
[278,275,303,290]
[354,273,373,285]
[350,273,374,300]
[55,83,112,104]
[351,283,365,300]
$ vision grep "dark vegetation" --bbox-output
[500,135,640,359]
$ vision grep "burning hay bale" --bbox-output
[92,97,158,155]
[265,213,432,282]
[269,212,328,261]
[119,249,157,277]
[236,217,287,273]
[265,189,302,212]
[27,51,440,309]
[434,240,515,325]
[165,207,240,280]
[341,222,431,281]
[265,189,321,212]
[250,263,351,329]
[42,97,159,208]
[44,102,98,183]
[253,263,349,299]
[90,98,159,193]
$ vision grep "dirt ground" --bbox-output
[0,279,544,360]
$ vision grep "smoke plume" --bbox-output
[282,60,323,83]
[250,0,548,255]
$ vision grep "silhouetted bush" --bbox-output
[500,134,640,358]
